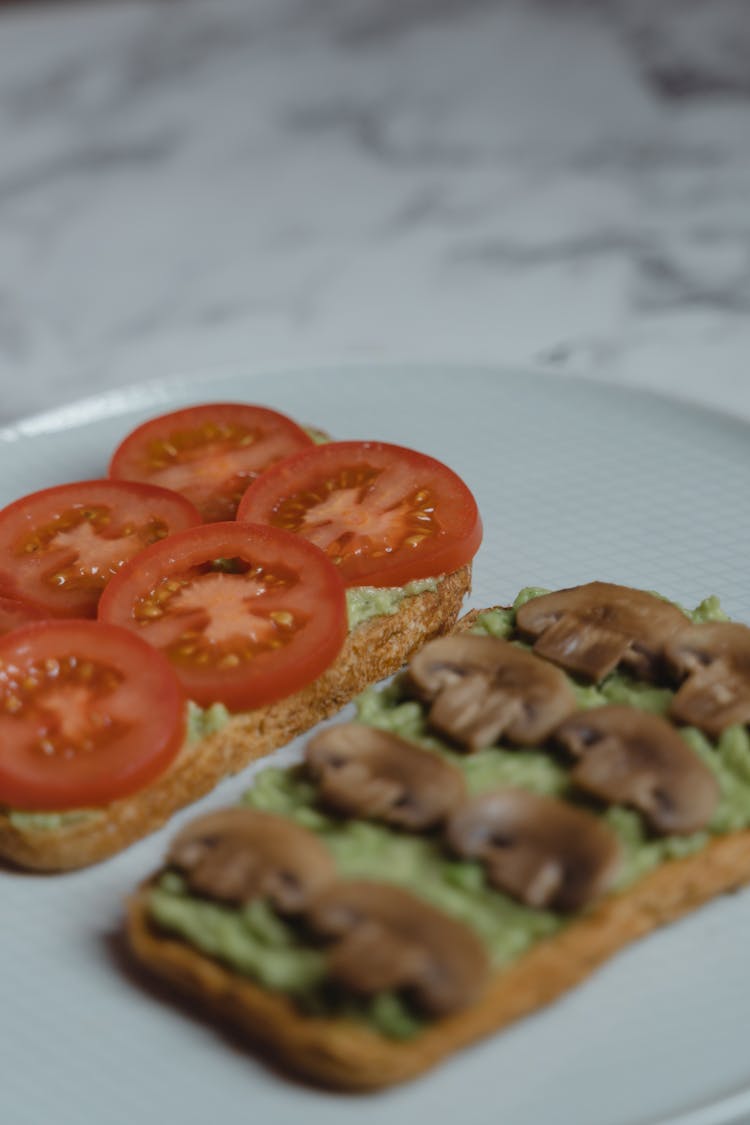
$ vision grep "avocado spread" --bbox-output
[345,578,440,630]
[149,587,750,1040]
[8,807,103,831]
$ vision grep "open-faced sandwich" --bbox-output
[127,581,750,1089]
[0,403,480,870]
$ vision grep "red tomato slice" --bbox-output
[0,596,46,636]
[0,480,202,620]
[0,620,186,811]
[109,403,314,522]
[98,522,347,711]
[236,441,483,588]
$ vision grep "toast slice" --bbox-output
[124,589,750,1090]
[0,565,470,871]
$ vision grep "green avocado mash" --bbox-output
[149,587,750,1040]
[8,807,102,831]
[185,700,231,743]
[346,578,440,630]
[303,425,331,446]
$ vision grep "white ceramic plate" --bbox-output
[3,364,750,1125]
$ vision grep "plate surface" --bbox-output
[3,363,750,1125]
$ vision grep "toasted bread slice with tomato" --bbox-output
[0,566,471,872]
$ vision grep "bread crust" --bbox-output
[0,566,470,872]
[126,825,750,1090]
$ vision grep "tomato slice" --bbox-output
[98,522,347,711]
[0,620,186,811]
[109,403,314,522]
[0,480,202,620]
[236,441,483,587]
[0,596,46,636]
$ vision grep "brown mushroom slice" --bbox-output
[305,723,466,830]
[407,633,576,751]
[555,705,719,835]
[167,807,336,912]
[515,582,689,683]
[306,880,489,1017]
[446,789,621,912]
[665,622,750,738]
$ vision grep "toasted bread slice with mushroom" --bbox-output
[0,565,471,872]
[125,586,750,1090]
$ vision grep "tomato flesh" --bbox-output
[0,620,185,810]
[236,441,482,587]
[98,522,347,711]
[109,403,314,522]
[0,480,202,619]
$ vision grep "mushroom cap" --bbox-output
[515,582,689,683]
[446,788,621,912]
[407,633,576,751]
[665,622,750,737]
[305,723,466,830]
[307,880,490,1016]
[555,705,719,835]
[167,806,336,912]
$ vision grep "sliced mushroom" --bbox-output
[305,723,466,830]
[555,705,718,834]
[515,582,689,683]
[306,880,489,1016]
[167,807,336,912]
[665,622,750,737]
[407,633,576,751]
[446,789,621,912]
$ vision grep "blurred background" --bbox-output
[1,0,749,423]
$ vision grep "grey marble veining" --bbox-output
[0,0,749,422]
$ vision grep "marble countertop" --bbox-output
[1,0,749,425]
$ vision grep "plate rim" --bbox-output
[3,358,750,445]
